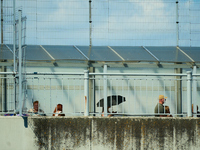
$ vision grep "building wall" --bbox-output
[1,116,200,150]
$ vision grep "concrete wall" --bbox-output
[1,116,200,150]
[0,117,37,150]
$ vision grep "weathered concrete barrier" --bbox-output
[1,116,200,150]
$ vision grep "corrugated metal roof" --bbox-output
[179,47,200,63]
[109,46,156,62]
[42,45,86,60]
[25,45,52,61]
[76,46,122,62]
[145,46,192,63]
[0,44,13,60]
[2,44,200,63]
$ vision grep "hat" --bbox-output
[159,95,167,100]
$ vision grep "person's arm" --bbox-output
[101,111,114,117]
[28,108,33,113]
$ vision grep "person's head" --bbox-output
[165,106,170,113]
[33,101,39,112]
[56,104,63,111]
[158,95,167,104]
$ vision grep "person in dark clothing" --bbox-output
[154,95,167,117]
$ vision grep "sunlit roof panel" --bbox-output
[77,46,122,61]
[25,45,52,61]
[179,47,200,63]
[145,46,192,63]
[110,46,156,62]
[0,44,13,60]
[42,45,86,60]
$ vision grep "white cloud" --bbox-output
[12,0,199,46]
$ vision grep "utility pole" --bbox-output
[0,0,2,112]
[1,0,7,112]
[175,1,182,116]
[89,0,92,46]
[1,0,3,44]
[13,0,16,72]
[176,0,179,47]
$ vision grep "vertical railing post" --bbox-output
[84,70,89,116]
[18,10,22,116]
[103,64,108,117]
[13,0,16,72]
[193,66,197,116]
[175,67,182,117]
[187,71,192,117]
[13,0,17,113]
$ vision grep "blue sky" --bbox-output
[3,0,200,46]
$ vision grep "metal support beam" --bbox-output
[18,10,22,116]
[187,71,192,117]
[1,0,3,44]
[3,65,7,112]
[0,66,4,112]
[0,0,7,112]
[13,0,17,113]
[89,67,95,116]
[84,70,89,116]
[13,0,16,72]
[175,66,182,117]
[176,0,179,46]
[89,0,92,46]
[193,66,197,116]
[103,64,108,117]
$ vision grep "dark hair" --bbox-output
[56,104,63,111]
[33,101,39,105]
[53,104,64,116]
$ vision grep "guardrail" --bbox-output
[0,74,16,114]
[90,71,194,117]
[1,71,200,117]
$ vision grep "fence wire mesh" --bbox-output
[1,0,200,46]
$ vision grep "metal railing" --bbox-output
[91,71,195,117]
[1,71,200,117]
[24,72,86,116]
[0,74,16,114]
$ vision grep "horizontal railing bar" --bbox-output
[2,72,200,77]
[26,77,85,79]
[89,73,187,76]
[90,77,184,80]
[0,112,185,115]
[25,72,84,75]
[91,113,186,116]
[1,72,200,77]
[0,72,16,75]
[192,74,200,76]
